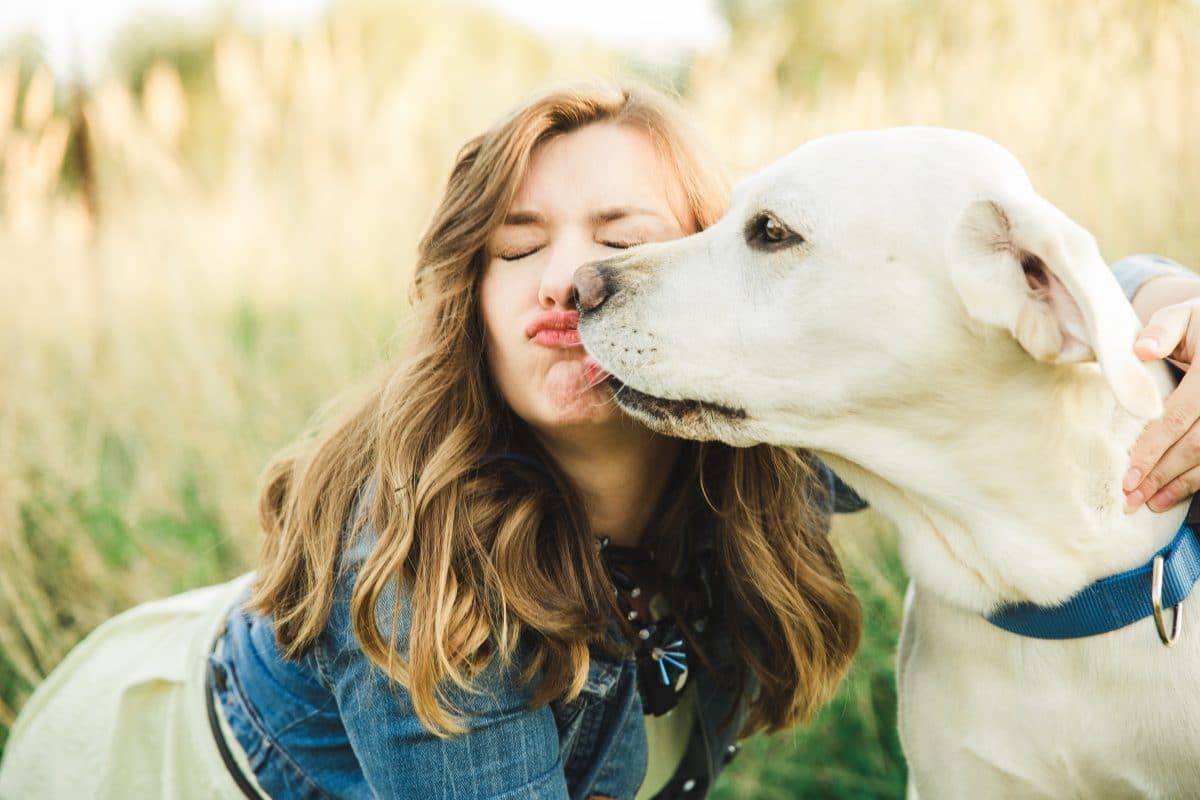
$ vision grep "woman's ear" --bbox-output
[947,193,1161,419]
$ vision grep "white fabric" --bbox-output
[0,573,268,799]
[636,683,695,800]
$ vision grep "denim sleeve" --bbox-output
[818,460,868,513]
[1112,254,1196,300]
[317,491,569,800]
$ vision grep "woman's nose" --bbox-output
[538,238,593,309]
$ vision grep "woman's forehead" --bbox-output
[507,123,693,231]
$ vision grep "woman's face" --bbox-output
[481,122,695,434]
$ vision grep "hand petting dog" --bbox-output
[1125,283,1200,512]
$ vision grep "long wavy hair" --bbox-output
[249,81,862,737]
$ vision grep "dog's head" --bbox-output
[576,127,1161,448]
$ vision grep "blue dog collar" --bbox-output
[987,496,1200,643]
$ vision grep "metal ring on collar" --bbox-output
[1151,554,1183,647]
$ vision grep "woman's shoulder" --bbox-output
[324,476,396,646]
[320,474,546,698]
[338,476,383,570]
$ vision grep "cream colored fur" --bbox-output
[577,127,1199,799]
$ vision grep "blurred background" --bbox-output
[0,0,1196,796]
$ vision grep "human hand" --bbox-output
[1123,298,1200,512]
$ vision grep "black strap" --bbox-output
[1187,492,1200,528]
[205,659,265,800]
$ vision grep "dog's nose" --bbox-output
[573,262,612,313]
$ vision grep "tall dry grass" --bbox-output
[0,0,618,733]
[1,0,1196,794]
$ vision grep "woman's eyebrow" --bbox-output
[502,209,545,226]
[501,207,662,226]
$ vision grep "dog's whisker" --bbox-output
[571,373,610,400]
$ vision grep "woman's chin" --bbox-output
[536,362,618,427]
[549,388,618,428]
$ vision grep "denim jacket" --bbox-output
[208,466,864,800]
[207,255,1178,799]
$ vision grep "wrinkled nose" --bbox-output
[573,262,612,313]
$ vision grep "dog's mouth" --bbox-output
[605,375,747,427]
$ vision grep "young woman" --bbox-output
[2,82,1198,800]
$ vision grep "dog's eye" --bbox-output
[746,213,803,249]
[763,217,788,241]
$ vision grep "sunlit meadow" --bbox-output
[1,1,1196,795]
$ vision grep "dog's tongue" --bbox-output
[582,355,610,388]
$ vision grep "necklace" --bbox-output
[476,452,712,714]
[598,537,696,716]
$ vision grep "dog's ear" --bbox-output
[947,194,1161,419]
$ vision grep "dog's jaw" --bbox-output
[603,375,759,446]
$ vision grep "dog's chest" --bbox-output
[899,587,1200,798]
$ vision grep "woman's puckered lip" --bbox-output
[526,310,582,346]
[524,310,580,339]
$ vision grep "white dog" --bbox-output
[575,128,1200,799]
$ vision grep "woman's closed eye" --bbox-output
[496,239,641,261]
[498,246,544,261]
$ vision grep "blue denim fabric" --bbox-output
[1111,254,1193,301]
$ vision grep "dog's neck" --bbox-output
[812,356,1185,614]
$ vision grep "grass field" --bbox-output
[2,0,1197,795]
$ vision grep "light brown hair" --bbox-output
[249,81,861,736]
